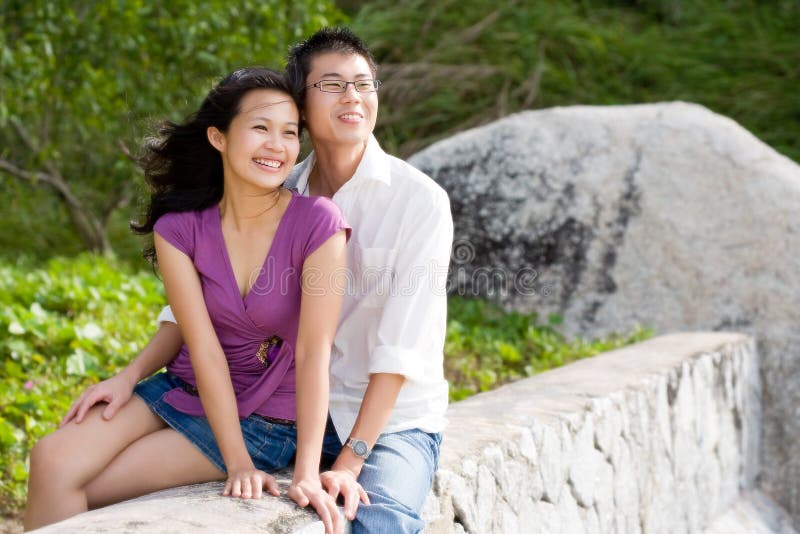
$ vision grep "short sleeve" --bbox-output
[153,211,196,259]
[302,197,351,258]
[157,305,176,326]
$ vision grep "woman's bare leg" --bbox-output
[24,396,164,531]
[85,426,225,508]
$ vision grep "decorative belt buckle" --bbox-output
[256,335,282,368]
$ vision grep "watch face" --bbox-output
[353,441,368,457]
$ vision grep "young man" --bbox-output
[283,28,452,533]
[65,28,451,533]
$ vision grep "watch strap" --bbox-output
[346,437,372,459]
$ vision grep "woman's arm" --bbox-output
[287,229,348,533]
[61,322,183,426]
[318,374,399,518]
[154,233,277,498]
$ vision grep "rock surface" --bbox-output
[409,102,800,525]
[704,490,797,534]
[31,475,350,534]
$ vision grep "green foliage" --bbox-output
[350,0,800,160]
[0,254,165,514]
[3,1,798,259]
[0,255,649,514]
[445,296,652,401]
[0,0,344,256]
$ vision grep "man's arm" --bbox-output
[323,189,453,514]
[330,373,405,476]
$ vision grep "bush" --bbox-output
[0,254,165,514]
[445,296,651,400]
[350,0,800,162]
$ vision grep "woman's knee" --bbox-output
[29,414,106,483]
[29,431,68,481]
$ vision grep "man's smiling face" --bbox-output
[303,52,378,148]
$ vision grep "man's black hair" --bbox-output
[285,27,378,107]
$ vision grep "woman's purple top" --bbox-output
[153,190,350,421]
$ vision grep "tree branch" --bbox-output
[101,179,134,227]
[118,139,138,164]
[423,9,502,60]
[0,157,58,187]
[0,156,108,252]
[11,117,67,184]
[101,140,139,225]
[10,117,40,154]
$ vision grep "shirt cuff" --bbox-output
[368,345,427,382]
[157,305,176,327]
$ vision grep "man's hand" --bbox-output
[288,477,343,534]
[320,469,370,520]
[60,371,137,426]
[222,467,280,499]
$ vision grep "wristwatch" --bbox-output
[345,437,371,459]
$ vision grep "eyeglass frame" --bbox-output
[305,79,382,94]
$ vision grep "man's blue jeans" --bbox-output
[322,422,442,534]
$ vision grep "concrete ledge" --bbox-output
[34,332,772,533]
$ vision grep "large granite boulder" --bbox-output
[409,102,800,526]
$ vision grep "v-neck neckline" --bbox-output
[215,190,297,308]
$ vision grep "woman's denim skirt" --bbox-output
[134,372,297,473]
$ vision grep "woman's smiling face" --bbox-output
[209,88,300,192]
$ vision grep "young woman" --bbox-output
[24,68,350,534]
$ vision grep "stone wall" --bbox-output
[422,332,771,533]
[34,332,791,533]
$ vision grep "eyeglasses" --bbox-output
[306,79,382,94]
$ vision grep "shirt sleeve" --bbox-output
[303,196,352,258]
[157,305,177,326]
[153,212,195,326]
[369,190,453,381]
[153,211,195,259]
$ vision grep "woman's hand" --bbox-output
[320,469,370,520]
[288,477,343,534]
[222,467,280,499]
[60,370,137,426]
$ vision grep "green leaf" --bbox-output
[0,418,17,447]
[65,348,98,376]
[497,342,522,364]
[12,461,28,482]
[8,321,25,335]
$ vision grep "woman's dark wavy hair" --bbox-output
[131,67,298,264]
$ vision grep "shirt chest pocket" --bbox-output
[352,246,397,307]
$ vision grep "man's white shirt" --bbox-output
[158,135,452,443]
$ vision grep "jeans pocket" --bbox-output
[250,420,296,471]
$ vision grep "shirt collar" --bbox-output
[287,134,391,195]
